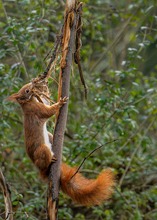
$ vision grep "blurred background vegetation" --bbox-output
[0,0,157,219]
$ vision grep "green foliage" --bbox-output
[0,0,157,219]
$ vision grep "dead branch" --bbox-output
[0,169,13,220]
[70,139,119,180]
[42,33,63,80]
[74,2,87,99]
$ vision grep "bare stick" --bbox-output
[70,139,119,180]
[42,33,63,80]
[0,169,13,220]
[47,1,77,219]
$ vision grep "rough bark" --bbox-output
[47,1,77,219]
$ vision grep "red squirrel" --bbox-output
[8,82,115,206]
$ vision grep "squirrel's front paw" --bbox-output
[51,155,57,162]
[59,96,69,106]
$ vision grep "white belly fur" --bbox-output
[43,123,52,151]
[39,98,54,156]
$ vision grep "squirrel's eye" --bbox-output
[25,89,30,93]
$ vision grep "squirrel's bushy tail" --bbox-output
[60,163,115,206]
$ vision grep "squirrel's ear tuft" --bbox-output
[6,93,19,102]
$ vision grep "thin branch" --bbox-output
[115,187,130,206]
[0,169,13,220]
[41,33,63,79]
[119,117,156,187]
[70,139,119,180]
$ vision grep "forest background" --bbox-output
[0,0,157,219]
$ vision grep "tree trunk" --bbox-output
[47,1,77,219]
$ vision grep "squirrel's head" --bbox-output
[7,83,33,104]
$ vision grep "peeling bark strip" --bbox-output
[0,169,13,220]
[60,10,75,68]
[66,0,76,11]
[74,2,87,98]
[47,1,77,220]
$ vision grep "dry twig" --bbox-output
[0,169,13,220]
[70,139,118,180]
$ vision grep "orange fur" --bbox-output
[8,83,115,206]
[7,83,67,172]
[61,163,115,206]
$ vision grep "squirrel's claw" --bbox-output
[51,155,57,162]
[59,96,69,105]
